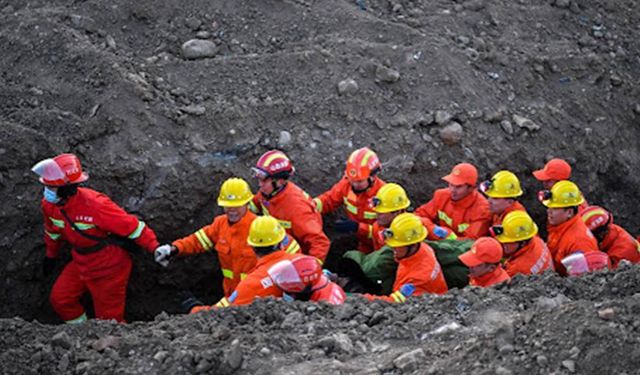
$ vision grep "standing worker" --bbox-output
[313,147,386,253]
[581,206,640,268]
[250,150,330,263]
[479,170,527,225]
[458,237,511,287]
[416,163,491,240]
[539,181,607,275]
[153,178,301,297]
[492,211,553,277]
[32,153,160,323]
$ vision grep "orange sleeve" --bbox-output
[172,218,221,255]
[290,203,330,262]
[457,198,491,240]
[315,178,349,215]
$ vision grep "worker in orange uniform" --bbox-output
[250,150,330,262]
[581,206,640,268]
[269,255,346,305]
[416,163,491,240]
[364,213,448,303]
[533,158,588,210]
[153,178,301,297]
[492,211,553,277]
[32,154,160,323]
[479,170,527,225]
[458,237,511,287]
[539,181,607,275]
[313,147,386,253]
[185,216,300,312]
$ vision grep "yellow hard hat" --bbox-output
[494,211,538,243]
[247,216,285,247]
[481,170,523,198]
[373,183,411,213]
[217,178,254,207]
[540,180,584,208]
[384,213,427,247]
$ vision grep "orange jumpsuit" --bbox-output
[416,188,491,240]
[547,214,600,275]
[365,243,448,303]
[309,277,347,305]
[172,211,300,297]
[492,201,527,226]
[503,236,554,277]
[315,177,385,253]
[252,182,330,262]
[469,266,511,287]
[191,250,299,312]
[599,224,640,268]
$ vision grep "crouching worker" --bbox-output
[153,178,300,298]
[268,255,346,305]
[581,206,640,268]
[363,213,448,303]
[32,154,160,323]
[458,237,510,287]
[183,216,299,313]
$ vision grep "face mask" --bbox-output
[43,187,61,204]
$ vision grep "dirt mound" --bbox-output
[1,0,639,325]
[2,265,640,374]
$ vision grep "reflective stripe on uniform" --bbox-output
[278,220,292,229]
[581,208,607,222]
[285,240,301,254]
[127,221,145,239]
[437,211,453,227]
[367,224,373,239]
[49,217,65,228]
[240,273,248,280]
[363,211,377,220]
[45,231,61,240]
[65,312,87,324]
[343,197,358,215]
[249,200,259,214]
[458,223,469,233]
[215,297,230,308]
[446,232,458,240]
[74,222,96,231]
[222,268,234,279]
[195,229,214,250]
[391,291,407,303]
[313,198,323,213]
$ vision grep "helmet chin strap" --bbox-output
[265,179,287,199]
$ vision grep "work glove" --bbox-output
[154,244,178,267]
[433,226,457,240]
[42,256,56,277]
[335,218,359,234]
[399,283,416,298]
[179,291,204,314]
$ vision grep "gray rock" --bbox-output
[536,355,548,366]
[463,0,485,11]
[536,295,569,310]
[281,311,304,329]
[75,362,92,373]
[439,122,464,145]
[91,335,120,352]
[375,65,401,83]
[51,331,72,349]
[597,307,615,320]
[337,78,359,95]
[105,35,116,49]
[562,359,576,373]
[196,31,211,39]
[181,39,219,60]
[184,17,202,30]
[634,104,640,115]
[457,35,470,46]
[180,104,206,116]
[610,75,623,87]
[555,0,571,8]
[500,120,514,135]
[57,353,70,372]
[277,130,292,147]
[495,366,513,375]
[393,348,426,372]
[196,359,212,373]
[222,339,243,373]
[483,108,504,123]
[435,110,452,125]
[513,114,540,131]
[153,350,169,363]
[315,333,353,354]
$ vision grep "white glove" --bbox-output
[154,244,176,267]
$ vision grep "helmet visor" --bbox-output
[267,260,305,293]
[31,159,67,185]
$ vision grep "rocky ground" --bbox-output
[0,0,639,372]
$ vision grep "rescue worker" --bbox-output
[479,170,527,225]
[492,211,554,277]
[340,183,413,294]
[581,206,640,268]
[539,180,606,275]
[269,255,346,305]
[364,213,448,303]
[313,147,385,254]
[185,216,300,313]
[416,163,491,240]
[458,237,511,287]
[153,178,301,297]
[250,150,330,262]
[32,153,160,323]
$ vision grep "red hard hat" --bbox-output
[268,256,322,294]
[32,153,89,186]
[345,147,381,182]
[585,251,611,272]
[581,206,612,231]
[253,150,294,179]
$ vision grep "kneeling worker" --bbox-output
[459,237,511,287]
